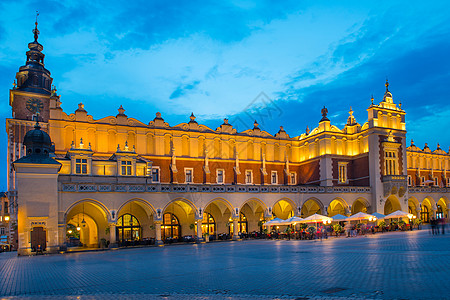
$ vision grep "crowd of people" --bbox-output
[430,217,447,235]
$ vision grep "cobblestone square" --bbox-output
[0,230,449,299]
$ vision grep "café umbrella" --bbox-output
[285,216,304,225]
[331,214,347,221]
[300,213,332,224]
[384,210,411,219]
[346,212,376,222]
[264,218,288,227]
[372,212,385,220]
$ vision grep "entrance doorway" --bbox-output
[31,227,46,252]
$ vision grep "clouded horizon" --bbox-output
[1,0,450,189]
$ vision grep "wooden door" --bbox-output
[31,227,46,252]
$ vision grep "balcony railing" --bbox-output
[59,181,371,194]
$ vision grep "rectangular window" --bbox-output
[407,175,412,186]
[75,158,87,174]
[290,172,296,185]
[152,167,160,182]
[271,171,278,184]
[246,170,253,184]
[0,228,4,235]
[421,176,425,186]
[121,160,132,176]
[385,151,397,175]
[338,162,348,183]
[217,169,224,184]
[447,177,450,187]
[434,177,439,186]
[185,168,193,183]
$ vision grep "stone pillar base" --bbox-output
[232,236,241,241]
[18,248,32,256]
[155,240,164,246]
[109,243,118,249]
[196,238,205,243]
[46,246,60,254]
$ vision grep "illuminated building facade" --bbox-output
[7,24,450,255]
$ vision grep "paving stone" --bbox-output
[0,230,449,299]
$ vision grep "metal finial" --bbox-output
[33,11,40,42]
[385,78,389,91]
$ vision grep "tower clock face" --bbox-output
[26,98,44,114]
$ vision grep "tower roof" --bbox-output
[15,12,53,95]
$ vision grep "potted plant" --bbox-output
[203,232,210,242]
[414,218,423,230]
[307,226,317,239]
[379,221,386,232]
[257,220,265,233]
[333,224,342,237]
[398,220,406,230]
[284,227,293,240]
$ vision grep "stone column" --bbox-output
[233,218,239,240]
[58,223,66,251]
[109,223,117,247]
[155,221,163,245]
[196,220,204,242]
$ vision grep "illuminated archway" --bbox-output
[65,200,109,248]
[272,198,295,219]
[408,197,420,217]
[384,195,401,215]
[421,197,435,223]
[203,198,233,236]
[437,197,448,219]
[301,198,323,217]
[162,198,196,240]
[328,198,349,217]
[117,199,155,240]
[352,198,369,214]
[239,198,266,233]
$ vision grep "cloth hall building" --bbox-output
[6,24,450,255]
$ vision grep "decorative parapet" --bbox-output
[408,187,450,193]
[60,182,372,194]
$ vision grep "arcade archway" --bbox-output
[272,198,295,219]
[328,198,348,217]
[301,198,323,217]
[352,198,369,214]
[238,198,266,234]
[203,198,233,237]
[384,195,401,215]
[65,200,109,248]
[162,199,196,240]
[116,199,155,242]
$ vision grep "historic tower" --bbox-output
[11,17,53,122]
[7,17,59,239]
[367,80,408,214]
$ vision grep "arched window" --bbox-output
[229,212,248,235]
[162,213,180,240]
[436,205,444,219]
[202,213,215,235]
[117,214,141,242]
[420,205,429,223]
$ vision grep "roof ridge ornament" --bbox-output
[320,106,329,122]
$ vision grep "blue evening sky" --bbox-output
[1,1,450,189]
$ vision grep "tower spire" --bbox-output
[33,11,40,42]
